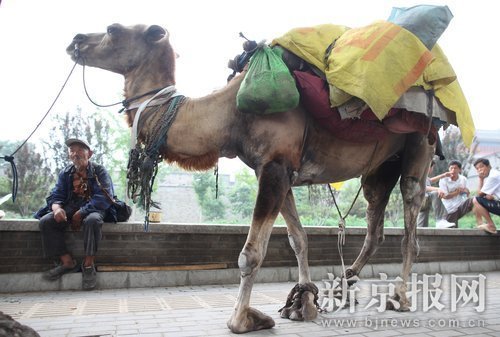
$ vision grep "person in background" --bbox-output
[35,138,115,290]
[438,160,473,227]
[473,158,500,234]
[417,160,455,228]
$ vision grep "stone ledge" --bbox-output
[0,219,494,236]
[2,260,498,293]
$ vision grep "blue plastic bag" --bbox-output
[388,5,453,50]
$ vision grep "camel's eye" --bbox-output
[107,24,121,36]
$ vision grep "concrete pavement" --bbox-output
[1,270,500,336]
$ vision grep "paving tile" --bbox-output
[4,271,500,336]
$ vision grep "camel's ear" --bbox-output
[145,25,167,43]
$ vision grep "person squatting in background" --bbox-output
[438,160,473,227]
[473,158,500,234]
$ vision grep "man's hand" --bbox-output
[53,208,67,223]
[437,189,446,198]
[71,211,82,231]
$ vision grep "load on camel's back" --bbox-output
[232,4,473,146]
[65,4,474,334]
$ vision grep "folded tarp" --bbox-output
[272,18,475,146]
[271,24,350,72]
[326,20,434,119]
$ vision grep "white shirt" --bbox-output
[439,174,468,213]
[481,168,500,200]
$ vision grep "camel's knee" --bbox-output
[288,231,307,256]
[401,176,422,204]
[366,230,385,248]
[238,243,262,277]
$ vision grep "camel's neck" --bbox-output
[126,71,245,171]
[123,67,175,101]
[161,73,245,171]
[123,45,176,102]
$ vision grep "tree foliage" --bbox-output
[43,108,130,199]
[43,107,115,174]
[192,171,226,221]
[435,126,472,175]
[0,141,53,217]
[228,169,257,219]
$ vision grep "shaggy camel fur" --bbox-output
[67,24,435,334]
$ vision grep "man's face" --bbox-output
[448,164,461,179]
[474,162,490,178]
[68,144,91,170]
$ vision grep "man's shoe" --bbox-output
[43,260,79,281]
[82,264,97,290]
[436,219,456,228]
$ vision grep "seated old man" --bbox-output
[34,138,116,290]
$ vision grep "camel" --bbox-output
[66,24,435,333]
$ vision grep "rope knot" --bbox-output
[3,155,14,162]
[338,218,346,232]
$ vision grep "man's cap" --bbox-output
[65,138,92,151]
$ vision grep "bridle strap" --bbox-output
[130,86,177,149]
[75,46,164,113]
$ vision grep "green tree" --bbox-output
[228,169,257,220]
[293,185,336,226]
[43,108,130,199]
[436,126,471,175]
[0,142,53,217]
[193,171,226,221]
[44,107,115,174]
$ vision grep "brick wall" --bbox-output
[2,220,500,273]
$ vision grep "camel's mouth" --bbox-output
[65,42,79,60]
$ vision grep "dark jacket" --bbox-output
[34,162,115,220]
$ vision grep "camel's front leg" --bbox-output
[227,161,290,334]
[278,189,319,321]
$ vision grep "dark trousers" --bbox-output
[39,211,105,259]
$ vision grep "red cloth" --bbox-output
[293,71,437,144]
[294,71,388,143]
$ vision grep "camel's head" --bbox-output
[66,24,175,78]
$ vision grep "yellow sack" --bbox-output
[271,24,350,72]
[412,45,474,147]
[326,21,434,119]
[436,80,475,147]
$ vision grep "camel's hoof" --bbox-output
[227,307,275,334]
[279,283,319,321]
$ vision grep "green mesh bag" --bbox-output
[237,45,299,114]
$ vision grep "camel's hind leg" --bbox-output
[395,133,434,311]
[345,159,402,279]
[279,189,319,321]
[227,160,291,334]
